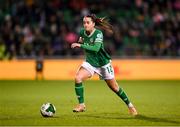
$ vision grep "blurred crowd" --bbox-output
[0,0,180,60]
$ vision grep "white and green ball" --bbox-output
[40,103,56,117]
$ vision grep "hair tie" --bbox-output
[96,18,102,23]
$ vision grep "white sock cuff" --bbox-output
[128,102,134,108]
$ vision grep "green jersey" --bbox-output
[80,28,111,67]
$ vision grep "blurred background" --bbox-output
[0,0,180,60]
[1,1,180,125]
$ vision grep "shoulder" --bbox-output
[95,28,103,35]
[94,29,103,42]
[95,28,103,37]
[95,29,103,38]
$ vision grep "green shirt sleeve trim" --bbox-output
[80,42,102,52]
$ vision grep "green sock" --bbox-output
[75,82,84,104]
[116,88,130,105]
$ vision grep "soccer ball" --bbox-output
[40,103,56,117]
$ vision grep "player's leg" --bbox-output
[105,79,138,116]
[73,67,92,112]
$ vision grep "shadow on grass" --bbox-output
[81,114,180,124]
[135,114,180,124]
[0,116,60,120]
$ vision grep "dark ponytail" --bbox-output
[85,14,114,34]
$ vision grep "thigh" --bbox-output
[76,67,92,81]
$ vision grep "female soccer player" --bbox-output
[71,14,138,116]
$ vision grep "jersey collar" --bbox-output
[84,28,96,37]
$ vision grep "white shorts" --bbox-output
[80,61,114,80]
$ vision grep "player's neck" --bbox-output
[86,28,95,35]
[85,31,90,35]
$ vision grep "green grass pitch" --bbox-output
[0,80,180,126]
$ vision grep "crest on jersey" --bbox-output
[90,38,94,43]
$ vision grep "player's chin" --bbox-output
[84,27,89,31]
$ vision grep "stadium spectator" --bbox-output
[0,0,179,59]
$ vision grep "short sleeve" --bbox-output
[95,31,103,43]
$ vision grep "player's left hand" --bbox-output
[71,43,81,48]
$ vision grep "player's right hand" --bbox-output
[71,43,81,49]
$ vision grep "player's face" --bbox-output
[83,17,95,32]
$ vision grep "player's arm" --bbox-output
[71,30,103,52]
[80,32,103,52]
[71,42,101,53]
[73,32,103,52]
[78,37,83,43]
[71,28,84,48]
[78,28,84,43]
[80,42,101,52]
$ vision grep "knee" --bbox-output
[112,85,119,92]
[108,82,119,92]
[75,74,83,83]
